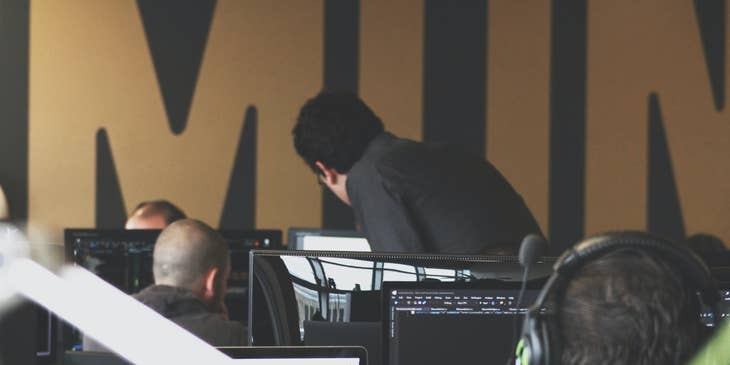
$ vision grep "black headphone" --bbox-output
[515,231,720,365]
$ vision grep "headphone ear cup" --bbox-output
[519,308,548,365]
[515,338,529,365]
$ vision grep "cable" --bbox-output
[310,257,476,280]
[505,263,530,365]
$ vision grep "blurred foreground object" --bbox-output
[0,224,29,306]
[0,223,229,365]
[6,259,231,365]
[0,223,34,365]
[0,185,7,220]
[689,319,730,365]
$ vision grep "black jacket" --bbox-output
[346,132,542,254]
[131,285,246,347]
[83,285,246,351]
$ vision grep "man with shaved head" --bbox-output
[133,219,245,346]
[83,219,245,350]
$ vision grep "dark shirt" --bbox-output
[84,284,246,351]
[131,285,246,346]
[346,132,542,254]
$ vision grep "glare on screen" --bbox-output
[231,359,358,364]
[301,236,370,251]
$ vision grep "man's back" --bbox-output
[133,285,246,347]
[346,132,542,253]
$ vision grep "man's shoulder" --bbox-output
[352,134,420,175]
[374,139,474,178]
[195,313,246,331]
[174,312,247,346]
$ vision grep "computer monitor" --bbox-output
[64,228,282,349]
[62,351,131,365]
[65,230,159,293]
[382,280,541,365]
[220,346,367,365]
[304,322,383,365]
[36,242,65,365]
[702,284,730,327]
[35,304,56,362]
[288,228,371,252]
[247,250,556,347]
[65,228,282,292]
[378,281,730,365]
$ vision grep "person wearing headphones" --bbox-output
[516,231,718,365]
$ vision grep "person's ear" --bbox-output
[315,161,338,185]
[201,267,219,303]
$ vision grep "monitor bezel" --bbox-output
[64,228,284,263]
[63,229,160,264]
[218,345,367,365]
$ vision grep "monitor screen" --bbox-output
[379,283,730,365]
[702,287,730,327]
[382,281,539,365]
[66,230,158,294]
[230,359,359,364]
[248,250,556,346]
[66,228,282,294]
[64,228,282,349]
[287,229,370,252]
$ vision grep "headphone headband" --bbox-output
[555,231,719,304]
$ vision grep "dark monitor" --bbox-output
[288,228,370,252]
[0,301,36,365]
[65,228,282,293]
[382,280,541,365]
[304,321,382,365]
[0,299,56,365]
[63,351,131,365]
[65,229,159,293]
[703,252,730,270]
[247,250,556,347]
[35,304,57,363]
[63,228,282,349]
[702,285,730,327]
[35,242,64,365]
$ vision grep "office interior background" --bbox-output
[1,1,730,364]
[1,0,728,252]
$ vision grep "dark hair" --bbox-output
[132,200,187,225]
[559,249,704,365]
[292,91,384,174]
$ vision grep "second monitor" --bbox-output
[383,280,540,365]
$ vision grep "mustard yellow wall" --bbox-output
[24,0,730,245]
